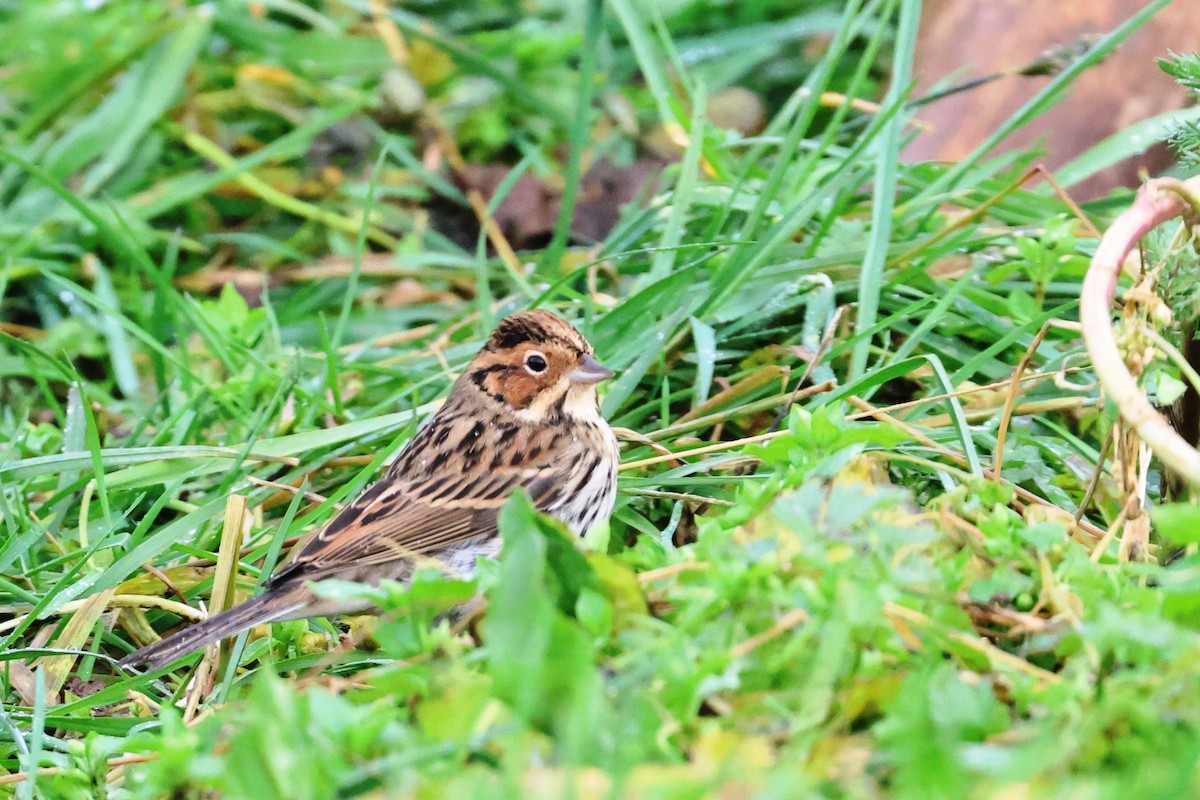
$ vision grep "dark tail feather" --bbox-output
[118,592,302,672]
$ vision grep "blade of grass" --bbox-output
[36,273,196,386]
[848,0,917,381]
[1056,104,1200,188]
[34,590,115,701]
[332,148,388,351]
[89,258,141,398]
[646,85,707,285]
[174,126,400,250]
[882,264,980,371]
[608,0,680,125]
[210,495,249,663]
[134,102,361,218]
[0,145,164,286]
[688,316,717,408]
[539,0,603,273]
[0,445,300,483]
[216,483,308,702]
[471,151,540,329]
[22,668,46,800]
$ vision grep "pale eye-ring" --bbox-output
[524,351,548,374]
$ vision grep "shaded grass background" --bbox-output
[2,0,1200,797]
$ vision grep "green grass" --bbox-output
[2,0,1200,798]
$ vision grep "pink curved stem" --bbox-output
[1080,176,1200,485]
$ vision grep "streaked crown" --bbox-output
[485,309,594,355]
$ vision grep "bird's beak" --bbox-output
[569,354,615,384]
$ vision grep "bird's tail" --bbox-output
[118,591,305,672]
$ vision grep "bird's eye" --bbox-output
[524,352,548,374]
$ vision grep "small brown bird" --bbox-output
[120,310,618,670]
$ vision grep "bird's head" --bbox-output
[464,310,614,423]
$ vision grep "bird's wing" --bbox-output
[266,461,552,586]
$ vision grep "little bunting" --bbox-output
[120,310,619,670]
